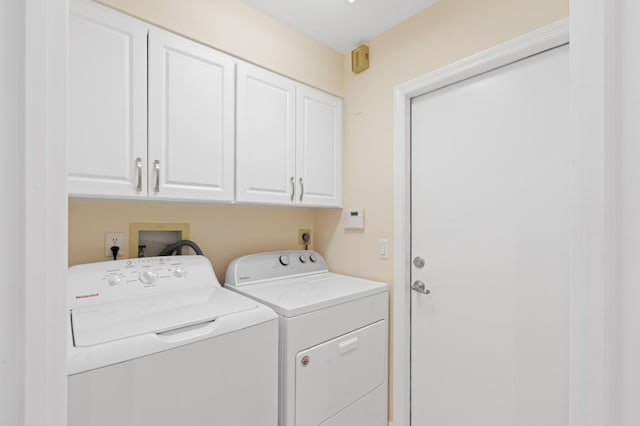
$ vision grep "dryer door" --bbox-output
[295,320,386,426]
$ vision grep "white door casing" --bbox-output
[392,20,569,426]
[22,0,68,424]
[569,1,619,425]
[410,44,569,425]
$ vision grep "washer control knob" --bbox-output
[173,267,185,278]
[139,270,158,284]
[299,255,307,263]
[107,274,121,286]
[279,255,290,266]
[309,254,317,263]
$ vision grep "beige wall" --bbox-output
[97,0,343,96]
[312,0,568,418]
[69,201,315,283]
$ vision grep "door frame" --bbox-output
[393,19,573,426]
[23,0,68,425]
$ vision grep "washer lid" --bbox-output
[226,272,388,317]
[70,286,259,347]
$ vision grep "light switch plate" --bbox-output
[378,239,389,259]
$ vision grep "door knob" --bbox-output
[411,280,431,295]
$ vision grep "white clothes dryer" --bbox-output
[67,255,278,426]
[225,250,388,426]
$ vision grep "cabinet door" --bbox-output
[236,62,296,204]
[68,0,147,198]
[148,28,235,202]
[296,85,343,207]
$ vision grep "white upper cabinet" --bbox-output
[236,62,297,205]
[68,0,340,207]
[148,28,235,202]
[68,0,147,198]
[68,0,235,202]
[236,62,343,207]
[296,85,342,207]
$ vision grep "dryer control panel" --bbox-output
[225,250,329,286]
[68,255,219,308]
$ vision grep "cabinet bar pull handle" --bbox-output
[135,157,143,192]
[154,160,160,193]
[299,177,304,202]
[290,176,295,202]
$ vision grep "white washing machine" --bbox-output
[225,250,388,426]
[67,255,278,426]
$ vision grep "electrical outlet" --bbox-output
[105,232,125,257]
[298,229,312,246]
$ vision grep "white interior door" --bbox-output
[410,45,570,425]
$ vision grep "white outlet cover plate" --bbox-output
[105,232,125,257]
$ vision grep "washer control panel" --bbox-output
[102,257,191,288]
[225,250,329,287]
[68,256,218,308]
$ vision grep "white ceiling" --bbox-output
[240,0,440,54]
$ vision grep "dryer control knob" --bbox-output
[139,270,158,284]
[299,255,307,263]
[309,254,317,263]
[173,267,185,278]
[107,274,121,286]
[279,255,290,266]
